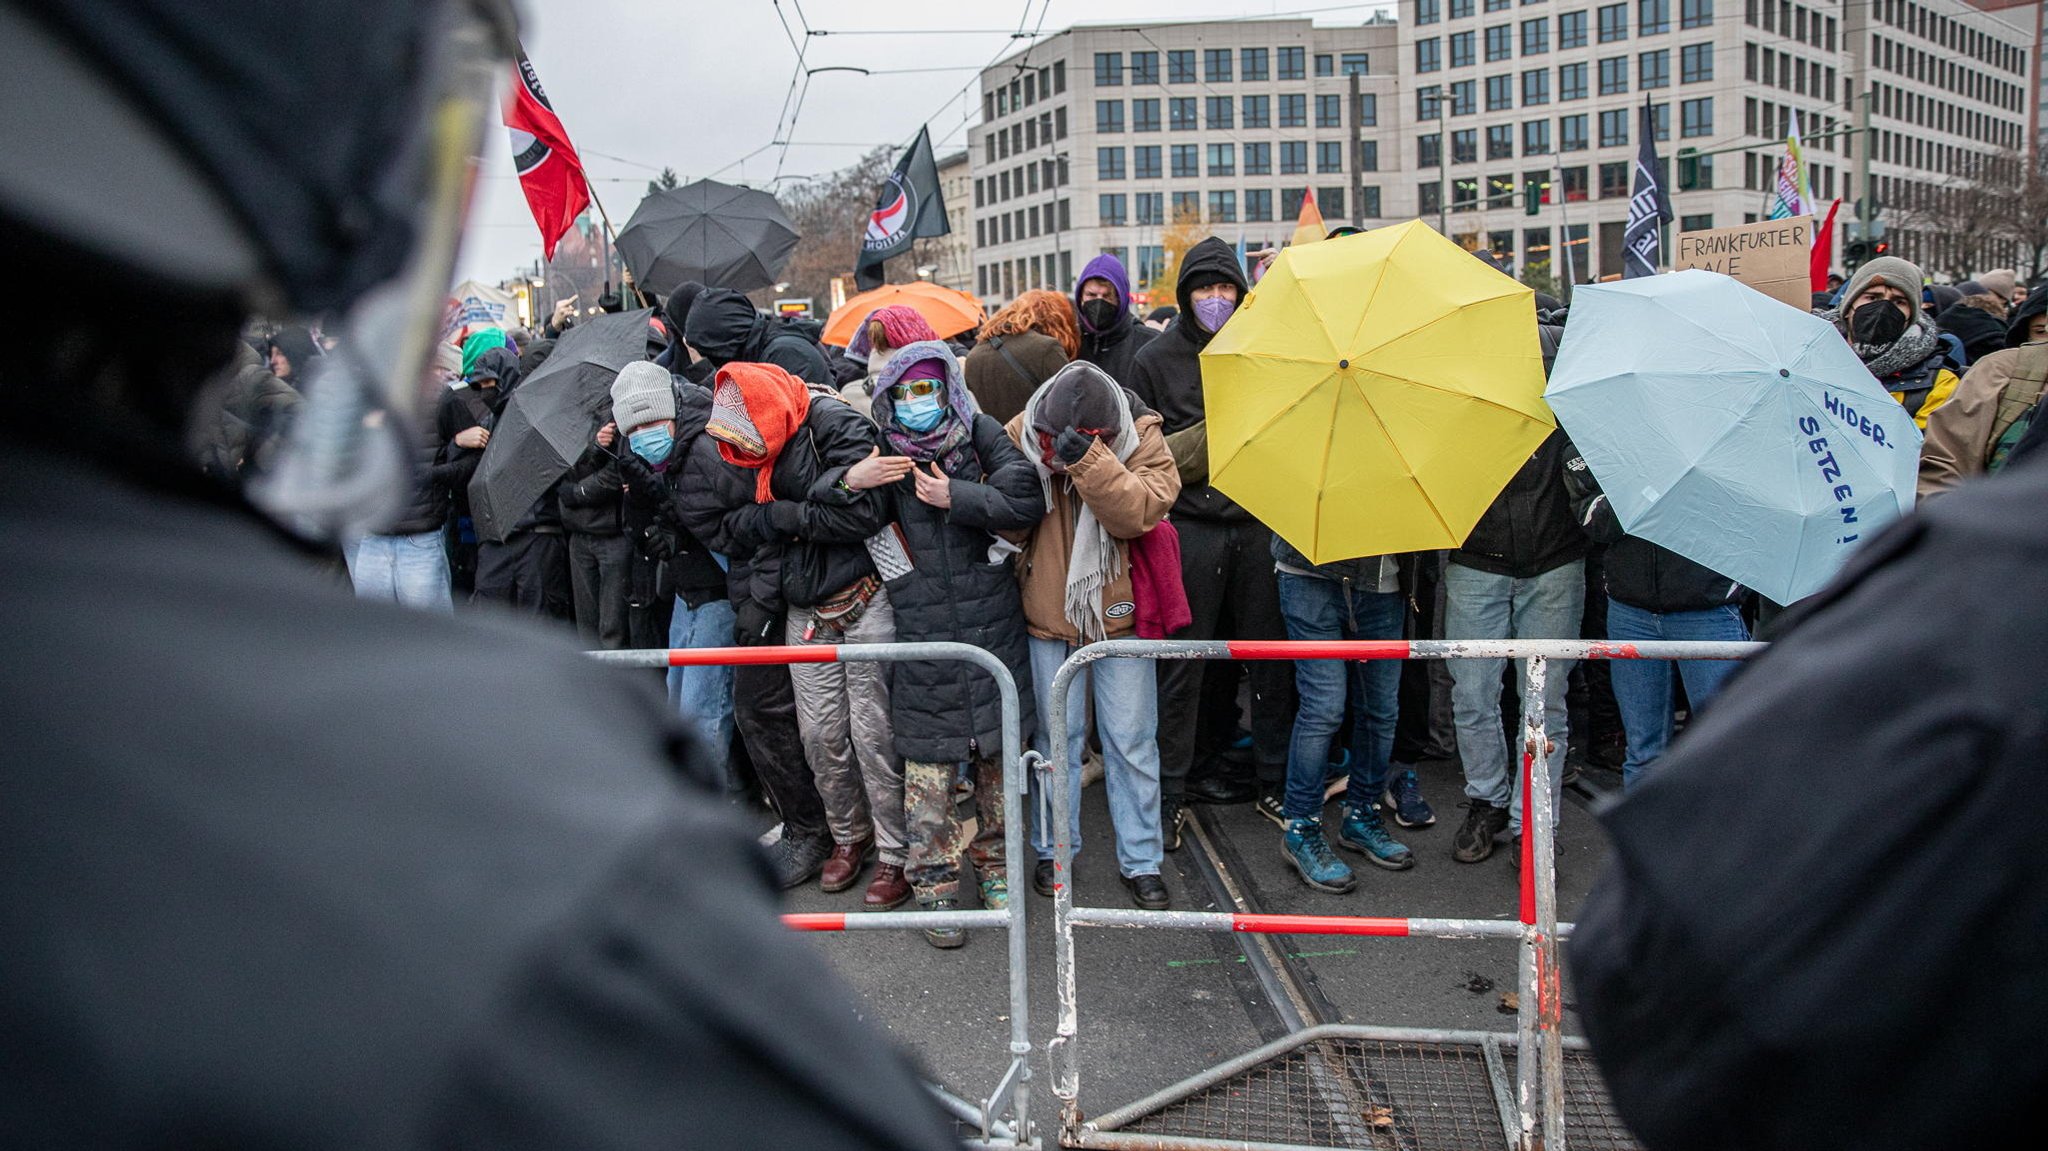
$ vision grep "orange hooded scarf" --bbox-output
[706,363,814,502]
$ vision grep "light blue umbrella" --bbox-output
[1546,270,1921,603]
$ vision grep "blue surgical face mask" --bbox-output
[895,391,946,432]
[628,425,674,464]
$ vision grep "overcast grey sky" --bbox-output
[458,0,1396,283]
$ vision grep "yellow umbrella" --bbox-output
[1201,219,1554,563]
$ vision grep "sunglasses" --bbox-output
[889,378,943,400]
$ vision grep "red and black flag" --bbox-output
[504,51,590,260]
[854,126,950,291]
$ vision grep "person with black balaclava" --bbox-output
[653,280,713,384]
[1073,251,1156,386]
[1128,236,1296,846]
[683,287,832,386]
[1818,256,1960,432]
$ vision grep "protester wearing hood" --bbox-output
[1128,235,1295,834]
[450,347,570,619]
[194,339,302,482]
[1937,295,2010,366]
[651,281,713,383]
[1819,256,1958,431]
[866,342,1046,945]
[1144,305,1177,332]
[1004,362,1181,909]
[967,289,1083,423]
[846,305,940,421]
[552,364,641,651]
[1919,288,2048,496]
[685,363,907,906]
[1073,252,1156,386]
[266,325,321,384]
[684,288,832,386]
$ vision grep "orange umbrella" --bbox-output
[821,281,985,347]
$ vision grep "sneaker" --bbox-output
[1162,798,1189,852]
[1121,872,1170,910]
[979,873,1010,910]
[1032,859,1057,897]
[1452,801,1511,864]
[1336,802,1414,870]
[1282,818,1358,893]
[1254,787,1287,829]
[921,898,967,949]
[768,831,833,890]
[1380,769,1437,828]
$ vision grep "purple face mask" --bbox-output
[1193,295,1237,332]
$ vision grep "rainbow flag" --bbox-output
[1767,110,1812,221]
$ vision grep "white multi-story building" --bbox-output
[929,150,975,292]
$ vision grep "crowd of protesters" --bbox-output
[237,244,2046,938]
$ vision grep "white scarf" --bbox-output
[1019,363,1141,642]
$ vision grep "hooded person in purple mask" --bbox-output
[1073,252,1157,387]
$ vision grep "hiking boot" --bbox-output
[1254,786,1287,829]
[921,898,967,949]
[768,830,832,890]
[1162,797,1189,852]
[1033,859,1057,897]
[863,863,910,910]
[1121,872,1170,910]
[1282,818,1358,894]
[1452,801,1511,864]
[819,836,874,893]
[1337,802,1414,870]
[1380,769,1437,828]
[1187,774,1255,804]
[979,873,1010,910]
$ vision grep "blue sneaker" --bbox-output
[1282,818,1357,893]
[1337,802,1415,870]
[1381,768,1437,828]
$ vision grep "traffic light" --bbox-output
[1524,180,1541,215]
[1872,240,1890,257]
[1843,240,1870,269]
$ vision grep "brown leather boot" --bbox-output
[819,837,872,893]
[863,863,911,910]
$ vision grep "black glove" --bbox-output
[1053,427,1097,467]
[768,499,805,537]
[733,598,780,646]
[639,522,679,561]
[615,450,662,507]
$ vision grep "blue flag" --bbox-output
[1622,99,1673,279]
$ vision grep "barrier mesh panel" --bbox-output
[1503,1047,1643,1151]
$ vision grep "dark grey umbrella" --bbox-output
[616,179,801,296]
[468,309,657,543]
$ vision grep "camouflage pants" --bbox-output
[904,754,1006,901]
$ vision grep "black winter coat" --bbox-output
[1450,429,1587,577]
[1078,311,1156,390]
[1562,449,1744,613]
[617,383,729,610]
[1129,236,1252,523]
[683,289,832,386]
[1571,456,2048,1151]
[877,414,1046,762]
[555,447,623,537]
[387,407,452,536]
[434,382,501,518]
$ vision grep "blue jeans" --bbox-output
[346,531,452,613]
[1278,573,1405,820]
[1606,598,1749,789]
[1444,560,1585,833]
[1028,637,1164,878]
[667,596,737,789]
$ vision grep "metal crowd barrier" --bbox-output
[588,641,1036,1148]
[1040,638,1764,1151]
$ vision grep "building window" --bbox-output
[1523,17,1550,54]
[1680,42,1712,83]
[1638,0,1669,34]
[1559,61,1588,99]
[1680,0,1711,27]
[1171,143,1199,178]
[1171,189,1199,219]
[1523,69,1550,104]
[1453,128,1480,163]
[1451,30,1476,66]
[1650,101,1670,141]
[1208,142,1236,175]
[1487,24,1514,60]
[1169,96,1197,130]
[1419,0,1443,22]
[1316,93,1343,127]
[1281,140,1309,173]
[1485,75,1512,109]
[1419,181,1443,215]
[1318,141,1345,172]
[1678,212,1712,231]
[1598,56,1628,94]
[1099,193,1127,225]
[1450,79,1478,115]
[1452,0,1474,17]
[1095,53,1122,86]
[1095,100,1124,133]
[1280,92,1308,127]
[1599,160,1628,197]
[1168,49,1196,84]
[1131,51,1159,85]
[1599,108,1629,146]
[1598,3,1628,41]
[1205,48,1233,82]
[1315,53,1335,76]
[1277,45,1305,80]
[1486,0,1512,10]
[1639,49,1670,88]
[1358,139,1381,170]
[1208,190,1237,223]
[1319,186,1345,219]
[1560,9,1588,46]
[1359,92,1378,125]
[1488,124,1515,159]
[1242,94,1271,128]
[1137,245,1165,285]
[1134,145,1161,178]
[1523,119,1552,154]
[1136,191,1165,225]
[1420,133,1443,167]
[1132,98,1160,132]
[1056,106,1068,137]
[1560,113,1589,150]
[1418,37,1442,72]
[1680,97,1712,137]
[1361,187,1383,217]
[1341,52,1370,75]
[1053,60,1066,93]
[1244,141,1272,175]
[1242,47,1270,80]
[1246,188,1275,221]
[1453,176,1480,210]
[1098,147,1126,179]
[1207,95,1235,128]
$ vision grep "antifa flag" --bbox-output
[504,51,591,261]
[1622,98,1674,279]
[854,127,950,291]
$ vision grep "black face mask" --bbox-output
[1079,298,1120,332]
[1850,298,1909,345]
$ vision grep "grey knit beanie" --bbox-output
[609,360,676,430]
[1839,256,1924,314]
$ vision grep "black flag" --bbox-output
[854,127,950,291]
[1622,98,1673,279]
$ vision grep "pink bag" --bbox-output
[1128,518,1192,640]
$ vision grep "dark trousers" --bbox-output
[1156,518,1296,798]
[568,531,633,650]
[733,639,828,841]
[473,530,572,620]
[1394,551,1459,763]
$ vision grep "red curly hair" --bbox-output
[977,289,1081,360]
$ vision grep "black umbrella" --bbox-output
[468,309,657,543]
[616,179,801,296]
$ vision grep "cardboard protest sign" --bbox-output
[1671,218,1812,311]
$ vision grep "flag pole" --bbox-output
[583,178,649,308]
